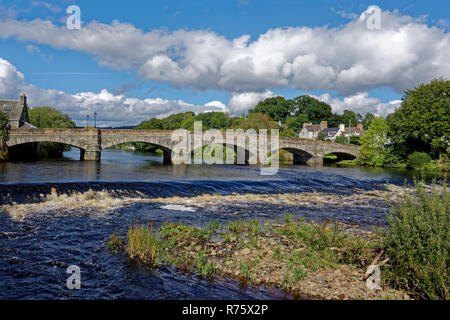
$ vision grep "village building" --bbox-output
[298,121,363,141]
[342,123,364,138]
[298,121,328,139]
[0,94,38,160]
[0,94,35,129]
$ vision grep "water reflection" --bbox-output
[0,148,445,184]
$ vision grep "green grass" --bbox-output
[106,232,123,254]
[125,224,160,267]
[383,180,449,300]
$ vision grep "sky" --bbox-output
[0,0,449,127]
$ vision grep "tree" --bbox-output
[341,110,358,127]
[29,107,76,128]
[0,110,10,142]
[194,112,232,130]
[286,113,309,132]
[362,112,375,130]
[232,112,278,132]
[359,117,389,166]
[137,118,164,130]
[249,96,294,123]
[387,78,450,158]
[293,95,333,124]
[29,107,76,158]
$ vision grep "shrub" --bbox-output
[384,180,449,299]
[407,152,432,169]
[335,135,347,144]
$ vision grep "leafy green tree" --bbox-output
[232,112,278,132]
[286,113,309,132]
[249,96,295,123]
[29,107,76,158]
[388,78,450,158]
[137,118,164,130]
[29,107,76,128]
[359,117,389,166]
[194,112,232,130]
[341,110,358,127]
[280,128,298,138]
[362,112,375,130]
[293,95,333,124]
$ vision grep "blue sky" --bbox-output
[0,0,448,126]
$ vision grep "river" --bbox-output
[0,149,443,299]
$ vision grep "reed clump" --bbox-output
[125,224,160,267]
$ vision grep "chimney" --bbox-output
[339,123,345,131]
[356,122,363,131]
[320,121,328,129]
[20,93,27,107]
[303,122,311,128]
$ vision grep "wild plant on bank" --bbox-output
[384,180,449,300]
[125,224,160,267]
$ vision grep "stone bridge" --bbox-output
[6,128,360,165]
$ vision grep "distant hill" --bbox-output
[76,125,138,129]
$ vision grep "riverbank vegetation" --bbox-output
[107,180,448,300]
[383,180,448,300]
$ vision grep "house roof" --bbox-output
[344,127,363,134]
[323,128,340,136]
[302,124,322,132]
[0,100,23,121]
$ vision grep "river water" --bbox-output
[0,149,442,299]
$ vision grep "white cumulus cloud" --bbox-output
[0,58,225,127]
[0,8,448,95]
[314,92,402,117]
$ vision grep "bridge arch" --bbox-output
[279,147,316,165]
[101,138,173,164]
[7,136,86,150]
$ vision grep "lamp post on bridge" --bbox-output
[86,115,89,128]
[94,112,97,128]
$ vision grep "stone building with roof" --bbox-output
[0,94,38,161]
[298,121,364,141]
[0,93,35,129]
[298,121,328,139]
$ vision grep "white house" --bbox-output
[298,121,328,139]
[298,122,363,141]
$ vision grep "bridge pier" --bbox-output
[306,156,323,166]
[80,147,101,161]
